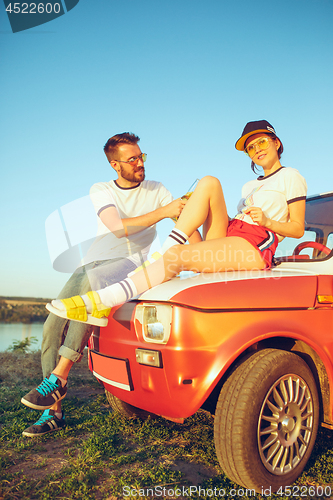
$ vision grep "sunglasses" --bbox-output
[115,153,147,165]
[244,137,274,157]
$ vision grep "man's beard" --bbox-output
[120,166,145,183]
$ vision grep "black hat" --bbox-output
[235,120,280,151]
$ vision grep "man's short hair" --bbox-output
[104,133,140,162]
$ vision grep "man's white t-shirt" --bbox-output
[82,180,173,266]
[235,167,307,242]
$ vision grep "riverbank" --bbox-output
[0,322,44,352]
[0,296,51,323]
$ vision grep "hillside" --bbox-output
[0,297,51,323]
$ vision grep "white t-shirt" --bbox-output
[82,180,173,266]
[235,167,307,242]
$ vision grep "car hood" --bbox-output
[137,265,323,310]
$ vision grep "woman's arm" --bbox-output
[244,199,306,239]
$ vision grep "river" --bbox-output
[0,323,44,352]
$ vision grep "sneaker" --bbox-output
[21,373,67,410]
[22,409,65,437]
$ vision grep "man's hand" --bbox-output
[162,198,187,220]
[243,207,268,227]
[100,198,188,238]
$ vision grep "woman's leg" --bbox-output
[157,176,229,257]
[130,236,265,295]
[170,236,265,273]
[94,235,265,309]
[174,176,229,240]
[49,236,265,314]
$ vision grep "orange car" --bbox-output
[88,191,333,493]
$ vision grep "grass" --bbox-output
[1,350,333,500]
[6,336,38,353]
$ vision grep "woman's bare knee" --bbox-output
[198,175,221,192]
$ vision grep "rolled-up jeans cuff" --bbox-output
[58,345,84,363]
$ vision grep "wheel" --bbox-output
[105,390,154,420]
[293,241,331,256]
[214,349,319,493]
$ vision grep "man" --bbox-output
[21,132,191,437]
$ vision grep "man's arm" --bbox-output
[100,198,187,238]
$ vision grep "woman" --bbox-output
[48,120,307,325]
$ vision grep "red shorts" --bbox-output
[227,219,278,269]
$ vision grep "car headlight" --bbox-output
[135,304,172,344]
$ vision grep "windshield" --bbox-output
[275,193,333,261]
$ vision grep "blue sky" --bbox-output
[1,0,332,298]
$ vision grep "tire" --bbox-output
[214,349,319,493]
[105,390,153,420]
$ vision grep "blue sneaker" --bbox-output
[22,409,65,437]
[21,373,67,410]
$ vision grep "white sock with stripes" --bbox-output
[96,277,138,308]
[160,228,189,254]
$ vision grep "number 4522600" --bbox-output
[5,3,61,14]
[276,485,332,497]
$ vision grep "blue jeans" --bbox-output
[41,258,137,377]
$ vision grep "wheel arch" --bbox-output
[290,339,331,426]
[201,335,332,426]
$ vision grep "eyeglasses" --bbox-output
[115,153,147,165]
[244,137,274,157]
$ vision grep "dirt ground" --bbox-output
[0,350,219,499]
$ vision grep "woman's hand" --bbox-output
[243,206,268,227]
[243,200,306,239]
